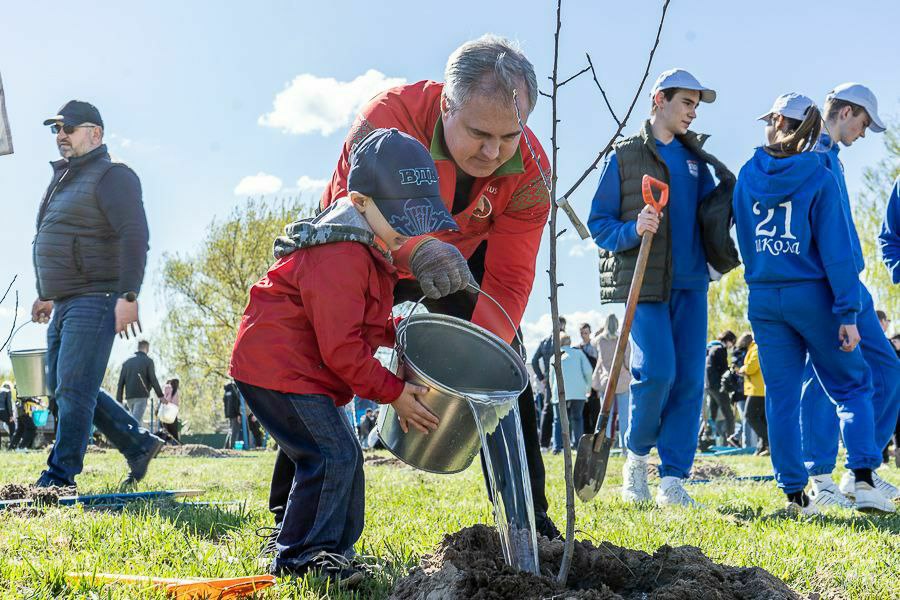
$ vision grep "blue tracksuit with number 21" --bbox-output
[733,147,881,493]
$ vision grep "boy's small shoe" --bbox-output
[121,435,165,490]
[785,499,821,516]
[621,454,651,504]
[656,477,698,508]
[854,482,896,514]
[809,479,854,509]
[273,552,365,588]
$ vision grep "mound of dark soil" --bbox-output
[159,444,241,458]
[0,483,75,504]
[390,525,801,600]
[646,460,736,481]
[364,455,407,468]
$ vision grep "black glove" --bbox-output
[409,239,474,299]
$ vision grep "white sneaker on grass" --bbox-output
[621,452,651,503]
[809,476,854,509]
[656,477,697,508]
[840,471,899,501]
[854,482,896,514]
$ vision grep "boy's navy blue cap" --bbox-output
[348,128,458,238]
[43,100,104,127]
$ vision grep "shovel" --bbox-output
[66,572,276,599]
[574,175,669,502]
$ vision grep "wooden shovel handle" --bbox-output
[596,176,669,426]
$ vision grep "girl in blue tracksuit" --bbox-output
[733,95,892,514]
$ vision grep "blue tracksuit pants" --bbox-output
[626,288,707,479]
[800,284,900,475]
[749,282,881,494]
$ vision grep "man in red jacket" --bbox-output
[264,34,560,547]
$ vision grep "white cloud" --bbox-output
[258,69,407,136]
[234,172,283,196]
[568,239,596,258]
[296,175,329,193]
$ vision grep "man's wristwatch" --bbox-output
[121,291,138,302]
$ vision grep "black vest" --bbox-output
[598,120,738,304]
[33,145,132,300]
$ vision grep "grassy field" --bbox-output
[0,447,898,599]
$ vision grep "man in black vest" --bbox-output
[587,69,735,508]
[31,100,163,489]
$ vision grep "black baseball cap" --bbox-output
[347,128,457,238]
[43,100,104,128]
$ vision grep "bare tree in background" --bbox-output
[0,275,19,353]
[515,0,671,584]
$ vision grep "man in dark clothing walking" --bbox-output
[705,331,737,445]
[117,340,164,425]
[531,316,566,448]
[31,100,163,489]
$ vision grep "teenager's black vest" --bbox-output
[33,145,132,300]
[598,120,738,304]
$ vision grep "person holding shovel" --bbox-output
[587,68,734,507]
[798,84,900,508]
[263,34,561,550]
[733,92,892,514]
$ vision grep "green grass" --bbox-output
[0,448,898,599]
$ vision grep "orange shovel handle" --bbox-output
[641,175,669,213]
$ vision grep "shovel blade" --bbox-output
[574,431,614,502]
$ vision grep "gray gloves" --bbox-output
[409,239,474,299]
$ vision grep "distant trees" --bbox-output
[157,197,314,433]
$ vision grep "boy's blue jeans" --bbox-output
[236,381,364,572]
[40,294,155,487]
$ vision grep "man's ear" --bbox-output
[653,91,666,112]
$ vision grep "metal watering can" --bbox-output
[376,285,528,473]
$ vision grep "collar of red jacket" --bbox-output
[427,117,526,177]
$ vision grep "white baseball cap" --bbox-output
[758,93,816,123]
[826,83,885,133]
[650,68,716,103]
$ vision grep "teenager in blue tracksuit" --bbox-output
[734,93,893,514]
[588,69,726,508]
[797,84,900,507]
[880,176,900,284]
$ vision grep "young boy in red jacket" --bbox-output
[230,128,456,585]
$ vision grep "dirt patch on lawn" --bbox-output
[364,455,407,468]
[0,483,76,505]
[646,460,736,481]
[159,444,242,458]
[390,525,800,600]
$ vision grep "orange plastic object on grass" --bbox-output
[66,572,276,599]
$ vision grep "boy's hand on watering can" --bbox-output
[635,204,661,236]
[31,298,54,323]
[393,382,440,434]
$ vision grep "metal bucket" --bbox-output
[377,311,527,474]
[9,348,50,398]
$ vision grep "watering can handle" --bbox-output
[394,284,527,364]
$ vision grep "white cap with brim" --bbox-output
[757,93,816,123]
[650,68,716,103]
[826,82,886,133]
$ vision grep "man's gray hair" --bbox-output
[444,34,538,115]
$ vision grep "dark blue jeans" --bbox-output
[40,294,154,486]
[236,381,364,571]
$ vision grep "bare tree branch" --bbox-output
[0,290,18,354]
[560,0,671,203]
[558,65,591,87]
[585,53,621,126]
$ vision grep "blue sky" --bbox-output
[1,0,897,372]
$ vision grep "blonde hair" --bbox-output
[765,105,822,158]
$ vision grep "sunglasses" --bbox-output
[51,123,97,135]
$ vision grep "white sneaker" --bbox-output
[809,477,854,509]
[840,471,899,501]
[621,452,651,503]
[656,477,697,507]
[872,472,899,501]
[785,498,821,516]
[854,482,896,514]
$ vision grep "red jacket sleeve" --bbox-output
[298,245,405,403]
[471,137,551,343]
